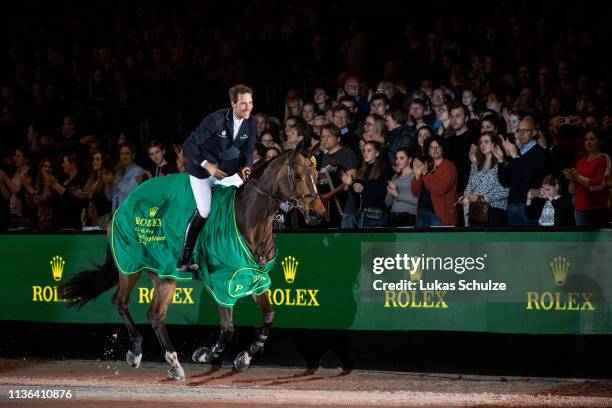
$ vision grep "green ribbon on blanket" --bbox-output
[110,173,275,307]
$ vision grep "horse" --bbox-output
[59,143,325,380]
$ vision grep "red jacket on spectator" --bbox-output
[411,159,458,226]
[574,153,611,211]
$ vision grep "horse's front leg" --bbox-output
[148,273,185,380]
[192,305,234,364]
[234,291,275,371]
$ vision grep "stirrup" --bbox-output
[176,261,199,272]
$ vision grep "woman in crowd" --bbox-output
[480,114,500,135]
[301,101,317,126]
[284,89,303,121]
[110,143,144,211]
[260,129,283,151]
[565,130,611,226]
[255,113,268,138]
[73,151,114,228]
[361,113,386,154]
[346,141,392,228]
[526,174,575,226]
[385,148,418,227]
[0,146,33,228]
[47,151,88,230]
[412,135,458,227]
[313,87,332,113]
[462,88,479,118]
[24,158,55,231]
[411,125,434,161]
[460,132,509,226]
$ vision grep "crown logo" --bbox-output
[149,207,159,217]
[410,263,423,282]
[550,256,569,286]
[282,256,298,284]
[50,255,65,281]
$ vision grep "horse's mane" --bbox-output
[250,151,290,180]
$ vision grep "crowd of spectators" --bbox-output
[1,0,611,231]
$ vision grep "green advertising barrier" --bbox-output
[1,231,611,334]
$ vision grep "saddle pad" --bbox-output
[109,173,275,306]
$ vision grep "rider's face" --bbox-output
[231,92,253,120]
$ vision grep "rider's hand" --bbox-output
[203,162,227,179]
[240,167,252,180]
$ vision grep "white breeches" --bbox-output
[189,173,244,218]
[189,175,215,218]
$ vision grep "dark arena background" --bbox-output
[1,0,612,406]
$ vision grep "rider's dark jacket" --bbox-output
[183,108,257,179]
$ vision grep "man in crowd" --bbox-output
[498,116,551,226]
[317,124,359,227]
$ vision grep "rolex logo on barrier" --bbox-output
[50,255,65,281]
[137,287,195,304]
[149,207,159,217]
[267,255,319,307]
[32,255,67,302]
[384,261,448,309]
[526,256,594,311]
[550,256,569,286]
[282,256,298,283]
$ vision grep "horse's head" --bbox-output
[279,142,326,226]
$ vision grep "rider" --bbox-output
[178,84,257,274]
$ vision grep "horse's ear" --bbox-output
[291,141,305,158]
[306,141,320,157]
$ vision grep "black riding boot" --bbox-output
[176,210,206,276]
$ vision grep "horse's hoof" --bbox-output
[126,350,142,368]
[234,351,251,372]
[192,346,211,363]
[168,366,185,381]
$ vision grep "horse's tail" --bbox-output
[59,245,119,309]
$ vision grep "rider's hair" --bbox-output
[229,84,253,103]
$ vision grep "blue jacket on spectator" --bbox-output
[111,163,144,211]
[498,144,551,205]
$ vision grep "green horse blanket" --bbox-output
[109,173,275,307]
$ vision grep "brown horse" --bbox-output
[59,144,325,380]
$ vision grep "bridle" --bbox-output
[245,154,320,266]
[245,155,319,213]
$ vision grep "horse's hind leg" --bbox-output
[192,306,234,364]
[147,273,185,380]
[111,272,143,368]
[234,291,275,371]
